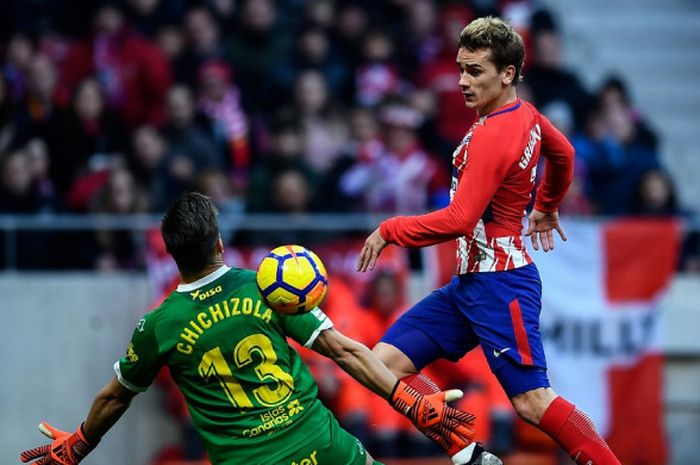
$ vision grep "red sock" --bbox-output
[402,373,441,395]
[538,397,621,465]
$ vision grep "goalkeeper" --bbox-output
[20,193,497,465]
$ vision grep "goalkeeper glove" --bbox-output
[390,380,477,456]
[20,422,96,465]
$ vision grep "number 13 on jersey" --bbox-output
[199,333,295,410]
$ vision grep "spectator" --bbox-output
[225,0,293,113]
[630,168,680,217]
[321,106,383,212]
[90,167,146,270]
[14,54,61,141]
[128,124,177,211]
[598,75,658,151]
[24,137,55,206]
[304,0,336,31]
[247,112,318,213]
[197,168,244,242]
[0,149,53,213]
[0,148,57,268]
[271,167,314,214]
[45,78,127,196]
[524,25,591,130]
[162,85,223,191]
[331,2,370,72]
[355,30,400,107]
[274,26,351,102]
[575,98,661,215]
[196,60,249,185]
[240,166,321,246]
[198,168,243,214]
[397,0,441,75]
[339,101,448,214]
[156,24,186,67]
[2,32,34,101]
[60,2,171,128]
[294,70,347,173]
[173,7,227,88]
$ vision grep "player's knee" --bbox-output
[511,388,555,425]
[372,342,417,379]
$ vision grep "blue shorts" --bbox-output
[381,263,549,398]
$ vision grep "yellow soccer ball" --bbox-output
[256,245,328,314]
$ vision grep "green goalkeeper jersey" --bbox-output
[115,266,335,465]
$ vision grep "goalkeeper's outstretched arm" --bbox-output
[83,377,138,441]
[20,378,137,465]
[312,328,478,459]
[312,327,397,398]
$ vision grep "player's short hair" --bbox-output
[459,16,525,85]
[161,192,220,274]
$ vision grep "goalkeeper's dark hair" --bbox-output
[161,192,220,274]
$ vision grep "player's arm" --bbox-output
[533,115,575,213]
[84,377,138,441]
[358,129,510,271]
[526,116,575,251]
[312,328,477,457]
[312,327,396,398]
[21,312,163,465]
[20,378,137,465]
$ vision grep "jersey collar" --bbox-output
[485,99,521,119]
[176,265,231,292]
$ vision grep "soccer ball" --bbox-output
[256,245,329,314]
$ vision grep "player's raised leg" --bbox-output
[511,387,621,465]
[372,282,503,465]
[373,341,418,379]
[373,342,502,465]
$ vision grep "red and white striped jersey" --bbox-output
[380,99,574,273]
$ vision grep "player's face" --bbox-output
[456,47,514,116]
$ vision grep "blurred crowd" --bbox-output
[1,0,698,271]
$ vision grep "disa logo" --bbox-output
[190,285,223,301]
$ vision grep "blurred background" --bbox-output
[0,0,698,464]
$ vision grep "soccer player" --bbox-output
[358,17,622,465]
[20,192,480,465]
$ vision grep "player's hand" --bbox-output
[357,227,388,272]
[20,422,95,465]
[526,209,567,252]
[390,381,476,456]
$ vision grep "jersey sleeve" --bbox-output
[380,126,513,247]
[278,307,334,348]
[114,312,166,393]
[533,115,575,212]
